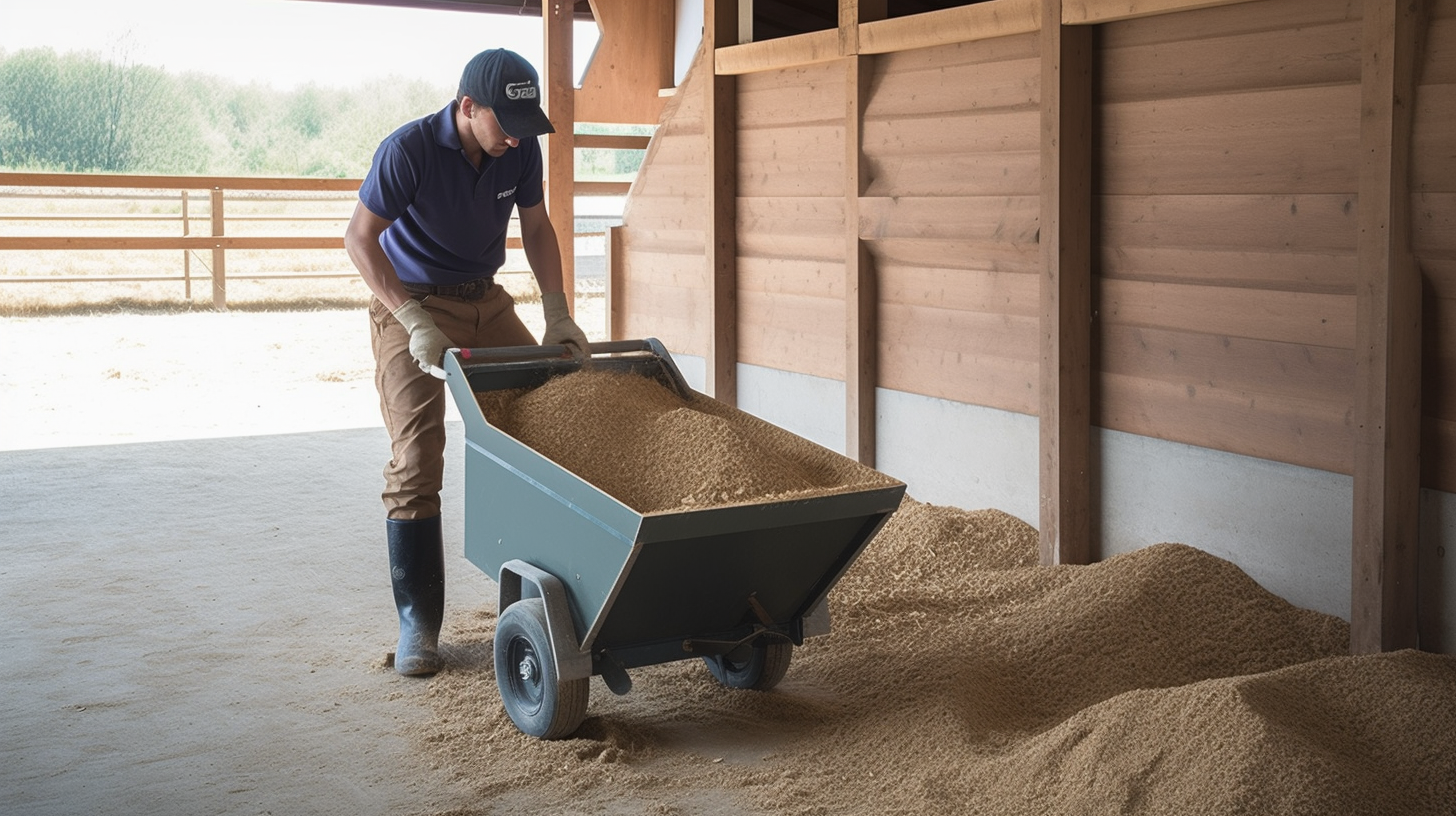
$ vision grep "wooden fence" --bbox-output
[0,142,641,309]
[0,173,361,309]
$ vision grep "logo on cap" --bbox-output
[504,82,537,101]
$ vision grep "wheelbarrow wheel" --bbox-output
[494,598,588,739]
[703,640,792,691]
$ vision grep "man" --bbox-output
[344,48,589,677]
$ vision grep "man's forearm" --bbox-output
[345,207,411,311]
[519,210,565,295]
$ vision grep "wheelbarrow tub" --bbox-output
[443,340,905,672]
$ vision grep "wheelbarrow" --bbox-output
[441,339,905,739]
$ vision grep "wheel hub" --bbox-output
[518,654,538,682]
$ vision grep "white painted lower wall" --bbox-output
[673,354,849,452]
[875,388,1042,525]
[1095,429,1352,619]
[667,353,1456,652]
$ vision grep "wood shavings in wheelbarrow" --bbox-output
[418,498,1456,815]
[475,369,899,513]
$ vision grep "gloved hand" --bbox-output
[541,291,590,359]
[391,298,450,378]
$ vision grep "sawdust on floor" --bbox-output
[420,365,1456,815]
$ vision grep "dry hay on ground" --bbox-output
[414,429,1456,815]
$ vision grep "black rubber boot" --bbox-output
[387,516,445,676]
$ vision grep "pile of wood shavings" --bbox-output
[418,498,1456,815]
[475,369,898,512]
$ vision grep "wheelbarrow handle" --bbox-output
[452,339,657,362]
[444,338,692,399]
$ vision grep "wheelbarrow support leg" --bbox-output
[497,559,592,682]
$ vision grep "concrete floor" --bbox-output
[1,427,491,816]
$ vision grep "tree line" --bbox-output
[0,47,647,179]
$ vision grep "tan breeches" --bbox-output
[369,286,537,519]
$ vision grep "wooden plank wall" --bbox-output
[865,35,1044,414]
[736,62,847,379]
[613,51,710,356]
[614,0,1455,495]
[1418,0,1456,493]
[1095,0,1364,476]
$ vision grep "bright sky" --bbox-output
[0,0,599,90]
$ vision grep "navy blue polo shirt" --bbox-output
[359,101,544,285]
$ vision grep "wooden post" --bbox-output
[209,188,226,311]
[840,0,885,52]
[181,190,191,301]
[544,0,576,306]
[706,0,739,404]
[606,225,623,341]
[1038,0,1093,565]
[1351,0,1422,653]
[738,0,754,44]
[843,0,884,466]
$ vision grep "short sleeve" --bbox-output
[359,138,418,222]
[512,139,545,209]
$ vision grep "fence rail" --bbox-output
[0,171,633,309]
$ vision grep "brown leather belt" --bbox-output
[401,278,493,301]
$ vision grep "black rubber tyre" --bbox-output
[494,598,589,739]
[703,640,793,690]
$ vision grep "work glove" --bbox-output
[391,298,450,378]
[541,291,590,359]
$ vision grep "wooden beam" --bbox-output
[0,272,359,283]
[858,0,1040,55]
[1038,0,1093,566]
[1062,0,1262,25]
[843,0,883,465]
[544,0,576,303]
[0,172,359,191]
[706,0,739,403]
[1351,0,1423,653]
[300,0,597,21]
[573,180,633,195]
[573,134,651,150]
[715,28,840,75]
[0,236,345,251]
[574,0,672,125]
[716,0,1040,74]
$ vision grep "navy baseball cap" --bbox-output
[459,49,556,138]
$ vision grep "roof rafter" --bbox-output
[293,0,595,22]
